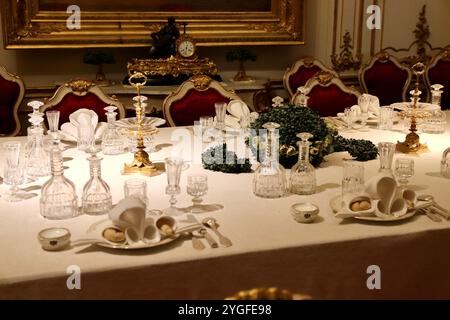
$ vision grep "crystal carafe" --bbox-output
[25,116,50,178]
[40,141,78,220]
[81,150,112,215]
[290,133,316,195]
[101,106,125,155]
[253,122,286,198]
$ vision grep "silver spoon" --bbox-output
[202,217,232,247]
[418,195,450,219]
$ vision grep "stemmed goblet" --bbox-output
[163,157,184,215]
[187,174,208,213]
[358,95,370,131]
[2,142,33,202]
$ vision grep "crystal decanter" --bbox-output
[25,116,50,178]
[290,133,316,195]
[81,149,112,215]
[101,106,125,155]
[253,122,287,198]
[40,140,78,220]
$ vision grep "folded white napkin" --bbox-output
[109,197,160,245]
[359,93,380,116]
[223,100,259,129]
[60,108,107,141]
[61,122,107,141]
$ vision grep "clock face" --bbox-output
[178,40,195,58]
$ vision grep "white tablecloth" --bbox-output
[0,113,450,299]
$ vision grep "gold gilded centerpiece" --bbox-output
[396,62,430,154]
[122,73,159,176]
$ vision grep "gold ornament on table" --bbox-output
[122,72,159,176]
[396,62,431,154]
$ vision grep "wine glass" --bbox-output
[2,142,32,202]
[358,95,370,131]
[163,157,184,215]
[395,158,414,189]
[187,174,208,213]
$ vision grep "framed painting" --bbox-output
[1,0,305,49]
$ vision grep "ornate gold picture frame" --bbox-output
[1,0,305,49]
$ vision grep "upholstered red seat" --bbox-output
[0,66,24,137]
[283,57,338,97]
[293,71,360,117]
[163,75,242,127]
[42,80,125,128]
[359,51,412,106]
[426,48,450,109]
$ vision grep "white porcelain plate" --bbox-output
[86,218,180,250]
[97,235,179,250]
[329,195,416,222]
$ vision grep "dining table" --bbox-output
[0,111,449,300]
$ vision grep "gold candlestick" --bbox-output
[396,62,430,154]
[123,72,159,176]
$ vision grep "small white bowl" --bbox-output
[291,203,320,223]
[38,228,71,251]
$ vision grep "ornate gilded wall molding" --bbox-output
[331,31,362,72]
[383,5,445,67]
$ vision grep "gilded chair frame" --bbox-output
[283,57,338,97]
[41,79,125,120]
[163,75,242,127]
[0,66,25,137]
[291,71,361,105]
[358,51,413,103]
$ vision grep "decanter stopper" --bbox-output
[27,101,44,116]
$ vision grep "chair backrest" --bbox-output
[425,47,450,109]
[42,79,125,128]
[0,66,25,137]
[359,51,412,106]
[292,71,360,117]
[283,57,338,97]
[163,75,242,127]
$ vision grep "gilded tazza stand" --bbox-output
[122,72,159,176]
[396,62,430,154]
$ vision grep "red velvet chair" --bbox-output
[359,51,412,106]
[283,57,338,98]
[41,80,125,128]
[0,66,24,137]
[292,71,361,117]
[163,75,242,126]
[426,47,450,109]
